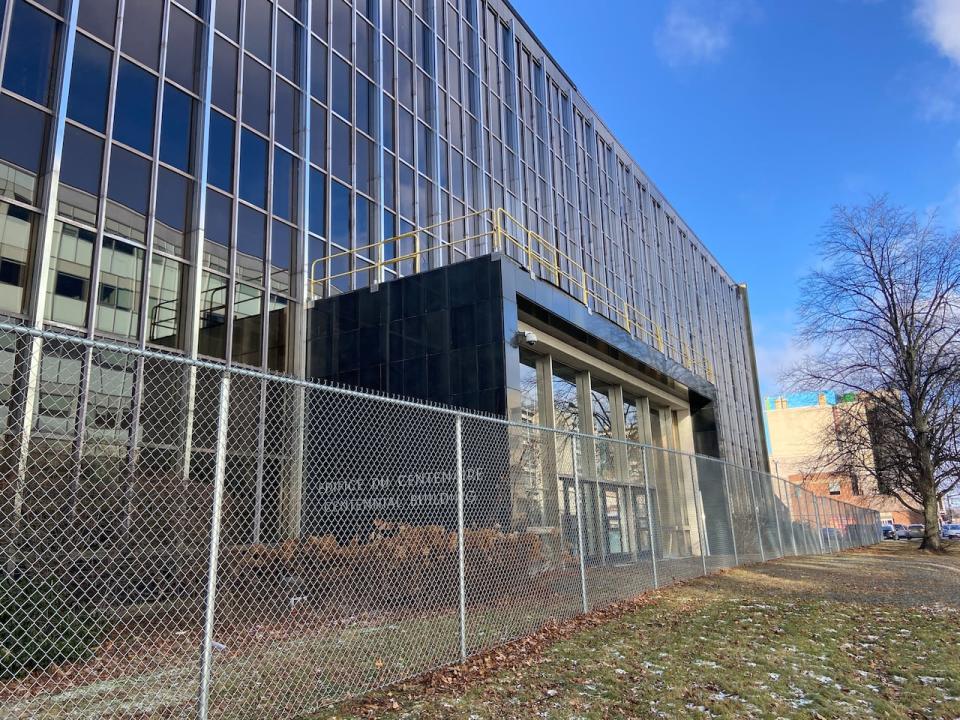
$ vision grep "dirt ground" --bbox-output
[313,541,960,719]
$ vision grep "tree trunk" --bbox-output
[919,489,941,551]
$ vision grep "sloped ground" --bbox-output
[314,541,960,719]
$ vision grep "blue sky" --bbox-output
[511,0,960,396]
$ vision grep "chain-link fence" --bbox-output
[0,322,881,719]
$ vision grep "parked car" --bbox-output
[881,523,897,540]
[941,523,960,540]
[895,524,909,539]
[906,524,925,539]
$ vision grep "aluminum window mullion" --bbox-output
[429,0,442,269]
[295,0,313,374]
[136,0,174,348]
[225,0,248,365]
[260,0,279,370]
[0,0,15,85]
[373,0,385,284]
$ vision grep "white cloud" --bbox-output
[654,1,751,68]
[915,0,960,65]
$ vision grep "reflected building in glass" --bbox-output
[0,0,768,477]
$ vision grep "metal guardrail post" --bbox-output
[571,435,589,612]
[720,463,738,566]
[641,447,659,589]
[198,374,230,720]
[455,414,467,662]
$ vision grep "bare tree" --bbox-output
[787,198,960,551]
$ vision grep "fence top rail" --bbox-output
[0,320,878,520]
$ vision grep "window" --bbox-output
[96,237,144,338]
[233,283,263,367]
[239,129,268,208]
[45,222,95,327]
[356,75,374,136]
[60,125,103,197]
[236,204,266,284]
[275,80,298,150]
[0,95,47,203]
[244,0,272,63]
[78,0,117,41]
[331,118,351,183]
[829,481,841,496]
[270,219,293,294]
[0,203,33,314]
[107,146,150,217]
[309,168,326,236]
[331,55,351,120]
[160,84,194,172]
[332,0,351,58]
[204,189,231,273]
[121,0,163,69]
[310,102,326,167]
[67,35,111,132]
[148,254,184,349]
[311,38,327,103]
[212,36,238,114]
[215,0,241,40]
[166,7,199,92]
[2,0,58,106]
[242,56,270,134]
[276,12,299,81]
[207,111,235,191]
[273,148,296,222]
[154,168,191,255]
[267,294,289,372]
[356,18,374,76]
[114,60,157,154]
[330,180,350,247]
[356,135,373,196]
[198,271,227,359]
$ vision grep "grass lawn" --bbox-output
[314,541,960,719]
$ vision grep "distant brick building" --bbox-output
[764,392,922,526]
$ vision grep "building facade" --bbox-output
[765,392,922,526]
[0,0,766,472]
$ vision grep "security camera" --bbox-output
[513,330,538,348]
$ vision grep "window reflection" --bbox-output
[2,0,58,106]
[160,84,194,173]
[154,168,191,256]
[96,237,144,338]
[208,111,235,191]
[58,126,102,226]
[0,94,47,204]
[114,60,157,154]
[236,204,266,285]
[232,283,262,366]
[198,271,228,359]
[0,202,33,315]
[67,35,111,132]
[239,129,268,208]
[270,219,293,295]
[267,294,289,372]
[518,349,539,424]
[46,222,95,328]
[106,146,150,243]
[147,254,184,349]
[204,188,231,273]
[121,0,163,69]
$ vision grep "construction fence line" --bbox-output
[0,322,881,719]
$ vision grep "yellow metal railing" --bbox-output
[309,208,714,383]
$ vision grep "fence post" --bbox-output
[198,374,230,720]
[571,435,589,612]
[770,475,785,558]
[747,470,765,561]
[689,455,708,576]
[455,414,467,662]
[783,478,798,556]
[641,447,659,589]
[812,495,826,554]
[720,463,738,567]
